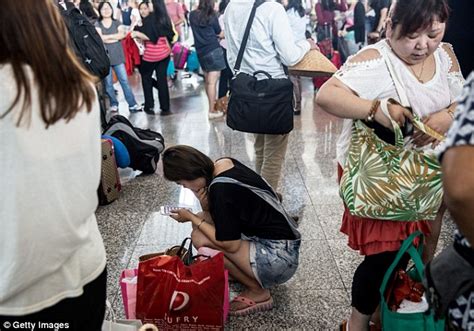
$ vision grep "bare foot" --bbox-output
[230,288,271,311]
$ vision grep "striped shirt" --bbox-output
[143,37,171,62]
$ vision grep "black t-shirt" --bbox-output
[209,159,297,241]
[371,0,390,32]
[346,1,366,44]
[136,13,174,44]
[189,11,221,57]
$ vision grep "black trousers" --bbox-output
[140,57,170,112]
[218,47,232,99]
[0,268,107,331]
[351,251,409,315]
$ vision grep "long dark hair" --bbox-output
[287,0,305,17]
[98,1,115,21]
[80,0,98,20]
[390,0,449,39]
[138,1,149,17]
[0,0,95,127]
[197,0,216,25]
[151,0,173,32]
[162,145,215,186]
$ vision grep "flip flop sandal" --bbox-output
[229,295,273,316]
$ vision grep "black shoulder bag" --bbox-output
[226,0,294,135]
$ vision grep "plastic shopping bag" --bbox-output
[102,300,143,331]
[197,247,230,322]
[136,252,226,330]
[166,59,175,78]
[120,269,138,319]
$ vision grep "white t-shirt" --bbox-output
[0,64,106,315]
[130,8,141,29]
[334,40,465,166]
[286,8,308,42]
[224,0,310,79]
[219,14,227,49]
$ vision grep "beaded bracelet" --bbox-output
[367,99,381,122]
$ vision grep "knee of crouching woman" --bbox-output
[191,227,207,249]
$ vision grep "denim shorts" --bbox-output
[198,47,226,72]
[244,235,301,289]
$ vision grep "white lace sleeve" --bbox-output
[440,43,465,101]
[334,51,392,99]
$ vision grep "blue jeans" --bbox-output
[104,63,137,107]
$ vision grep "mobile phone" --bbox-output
[160,205,190,216]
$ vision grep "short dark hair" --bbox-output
[98,1,115,21]
[162,145,215,186]
[391,0,449,38]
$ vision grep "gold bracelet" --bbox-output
[366,99,380,122]
[197,219,205,230]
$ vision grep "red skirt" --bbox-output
[337,165,431,256]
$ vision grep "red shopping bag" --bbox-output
[197,247,230,322]
[136,252,226,330]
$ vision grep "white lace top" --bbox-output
[334,40,465,166]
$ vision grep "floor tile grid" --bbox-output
[287,139,353,296]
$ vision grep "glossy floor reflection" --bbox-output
[96,71,455,330]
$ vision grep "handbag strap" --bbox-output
[233,0,290,76]
[175,237,193,265]
[234,0,263,73]
[381,44,410,107]
[379,231,425,302]
[379,98,405,148]
[381,44,445,142]
[209,176,301,239]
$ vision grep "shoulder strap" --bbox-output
[380,43,410,107]
[380,43,446,141]
[209,176,300,238]
[234,0,264,72]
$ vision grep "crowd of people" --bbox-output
[1,0,473,330]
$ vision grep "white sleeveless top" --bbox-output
[334,40,465,166]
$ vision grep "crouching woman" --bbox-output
[162,145,301,316]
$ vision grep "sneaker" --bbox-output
[208,110,225,120]
[110,105,118,112]
[144,108,156,115]
[129,104,143,113]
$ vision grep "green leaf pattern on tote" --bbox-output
[340,119,443,221]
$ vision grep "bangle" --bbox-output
[366,99,380,122]
[197,219,205,230]
[447,107,455,120]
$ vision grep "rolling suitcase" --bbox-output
[172,42,189,70]
[98,138,121,205]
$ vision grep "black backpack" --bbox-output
[104,115,165,175]
[60,6,110,79]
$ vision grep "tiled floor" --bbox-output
[96,71,455,330]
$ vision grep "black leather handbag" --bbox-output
[227,0,294,135]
